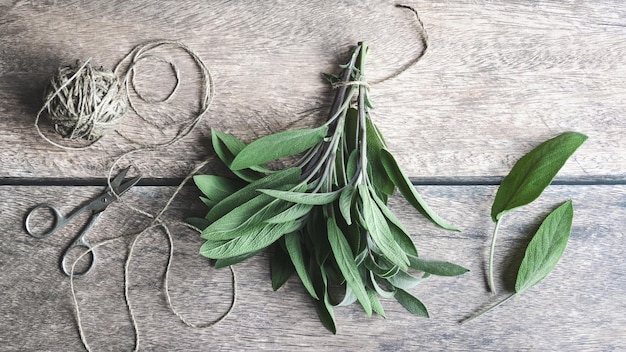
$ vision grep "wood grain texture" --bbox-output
[0,0,623,180]
[1,184,624,351]
[1,1,625,351]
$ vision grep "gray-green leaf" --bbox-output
[231,126,329,170]
[259,188,341,205]
[380,149,459,231]
[285,231,319,299]
[491,132,587,221]
[327,217,372,316]
[206,167,301,222]
[394,288,429,318]
[515,200,573,294]
[407,255,469,277]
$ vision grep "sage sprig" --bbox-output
[488,132,587,293]
[462,200,574,323]
[188,42,468,333]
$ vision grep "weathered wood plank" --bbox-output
[0,0,624,179]
[1,184,624,351]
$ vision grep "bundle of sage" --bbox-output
[188,42,468,333]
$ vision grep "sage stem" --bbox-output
[460,293,515,324]
[488,216,504,294]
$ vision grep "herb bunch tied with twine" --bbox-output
[188,42,468,333]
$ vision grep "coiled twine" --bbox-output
[43,60,127,141]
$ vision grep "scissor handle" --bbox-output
[60,213,100,278]
[61,237,96,278]
[24,203,69,239]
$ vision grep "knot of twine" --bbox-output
[42,60,127,141]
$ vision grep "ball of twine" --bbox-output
[42,59,127,142]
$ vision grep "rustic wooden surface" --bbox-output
[1,1,624,351]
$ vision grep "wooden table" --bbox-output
[1,1,625,351]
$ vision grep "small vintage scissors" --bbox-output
[25,166,141,278]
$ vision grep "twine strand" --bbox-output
[54,40,234,352]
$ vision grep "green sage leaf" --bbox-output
[385,270,422,290]
[394,288,429,318]
[338,185,356,225]
[265,203,314,224]
[231,125,329,170]
[211,129,265,182]
[366,117,394,195]
[193,175,244,202]
[215,250,262,269]
[259,188,341,205]
[380,149,458,231]
[358,185,410,270]
[285,231,319,299]
[200,221,301,259]
[515,200,573,294]
[367,288,386,318]
[271,244,295,291]
[313,265,337,334]
[185,217,210,230]
[491,132,587,221]
[327,217,372,316]
[206,167,301,222]
[407,255,469,277]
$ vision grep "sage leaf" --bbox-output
[271,244,295,291]
[338,185,356,225]
[215,250,262,269]
[206,167,301,222]
[186,217,210,230]
[259,188,341,205]
[358,185,410,270]
[385,270,422,290]
[515,200,573,294]
[394,288,429,318]
[285,231,319,299]
[491,132,587,221]
[380,149,458,231]
[231,125,329,170]
[327,217,372,316]
[211,129,266,182]
[366,116,394,195]
[367,288,386,318]
[200,221,301,259]
[407,255,470,277]
[194,175,243,202]
[462,201,574,324]
[369,271,396,299]
[313,266,337,334]
[265,203,314,224]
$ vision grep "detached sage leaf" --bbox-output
[463,201,575,324]
[491,132,587,221]
[231,125,329,170]
[515,200,573,293]
[487,132,586,293]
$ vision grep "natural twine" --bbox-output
[37,39,236,352]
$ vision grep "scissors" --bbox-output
[25,166,141,278]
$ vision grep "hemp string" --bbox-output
[41,40,236,351]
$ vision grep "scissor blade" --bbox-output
[110,166,142,196]
[115,175,142,196]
